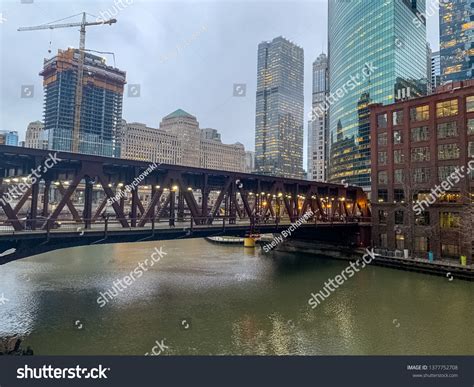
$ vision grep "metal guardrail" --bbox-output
[373,248,472,269]
[0,214,371,236]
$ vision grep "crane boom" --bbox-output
[18,12,117,154]
[17,19,116,31]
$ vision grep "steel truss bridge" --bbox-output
[0,145,371,263]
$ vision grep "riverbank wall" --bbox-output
[273,239,474,281]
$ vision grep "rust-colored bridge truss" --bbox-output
[0,145,371,233]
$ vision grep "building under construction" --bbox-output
[40,48,126,157]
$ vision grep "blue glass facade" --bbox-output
[0,131,19,146]
[328,0,428,190]
[440,0,473,83]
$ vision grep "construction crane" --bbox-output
[18,12,117,153]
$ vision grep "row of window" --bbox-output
[378,234,460,257]
[377,189,466,203]
[378,209,461,228]
[378,143,465,165]
[376,96,474,128]
[377,119,474,146]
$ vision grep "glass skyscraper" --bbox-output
[41,48,126,157]
[255,36,304,179]
[328,0,428,190]
[440,0,473,83]
[308,53,329,182]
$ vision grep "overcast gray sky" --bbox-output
[0,0,439,157]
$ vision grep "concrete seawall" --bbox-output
[272,239,474,281]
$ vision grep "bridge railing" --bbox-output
[0,214,372,235]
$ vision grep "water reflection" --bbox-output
[0,238,472,355]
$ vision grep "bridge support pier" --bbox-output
[84,178,93,229]
[169,190,176,227]
[177,192,185,222]
[42,180,50,217]
[29,181,39,230]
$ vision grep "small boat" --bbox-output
[205,236,245,245]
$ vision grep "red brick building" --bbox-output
[370,80,474,264]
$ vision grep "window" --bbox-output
[410,105,429,122]
[413,167,430,183]
[469,119,474,135]
[436,99,458,118]
[467,96,474,113]
[441,244,460,258]
[377,113,388,128]
[414,237,429,252]
[378,210,388,224]
[394,169,404,184]
[411,126,429,142]
[396,234,405,250]
[378,133,388,146]
[440,212,460,228]
[414,192,434,203]
[438,165,456,181]
[393,131,402,144]
[438,144,460,160]
[439,193,460,203]
[470,142,474,158]
[395,210,404,225]
[393,110,404,126]
[415,211,430,226]
[394,149,404,164]
[378,189,388,203]
[394,189,405,203]
[378,171,388,184]
[411,147,430,162]
[378,151,387,166]
[437,121,458,139]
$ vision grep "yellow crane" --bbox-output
[18,12,117,153]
